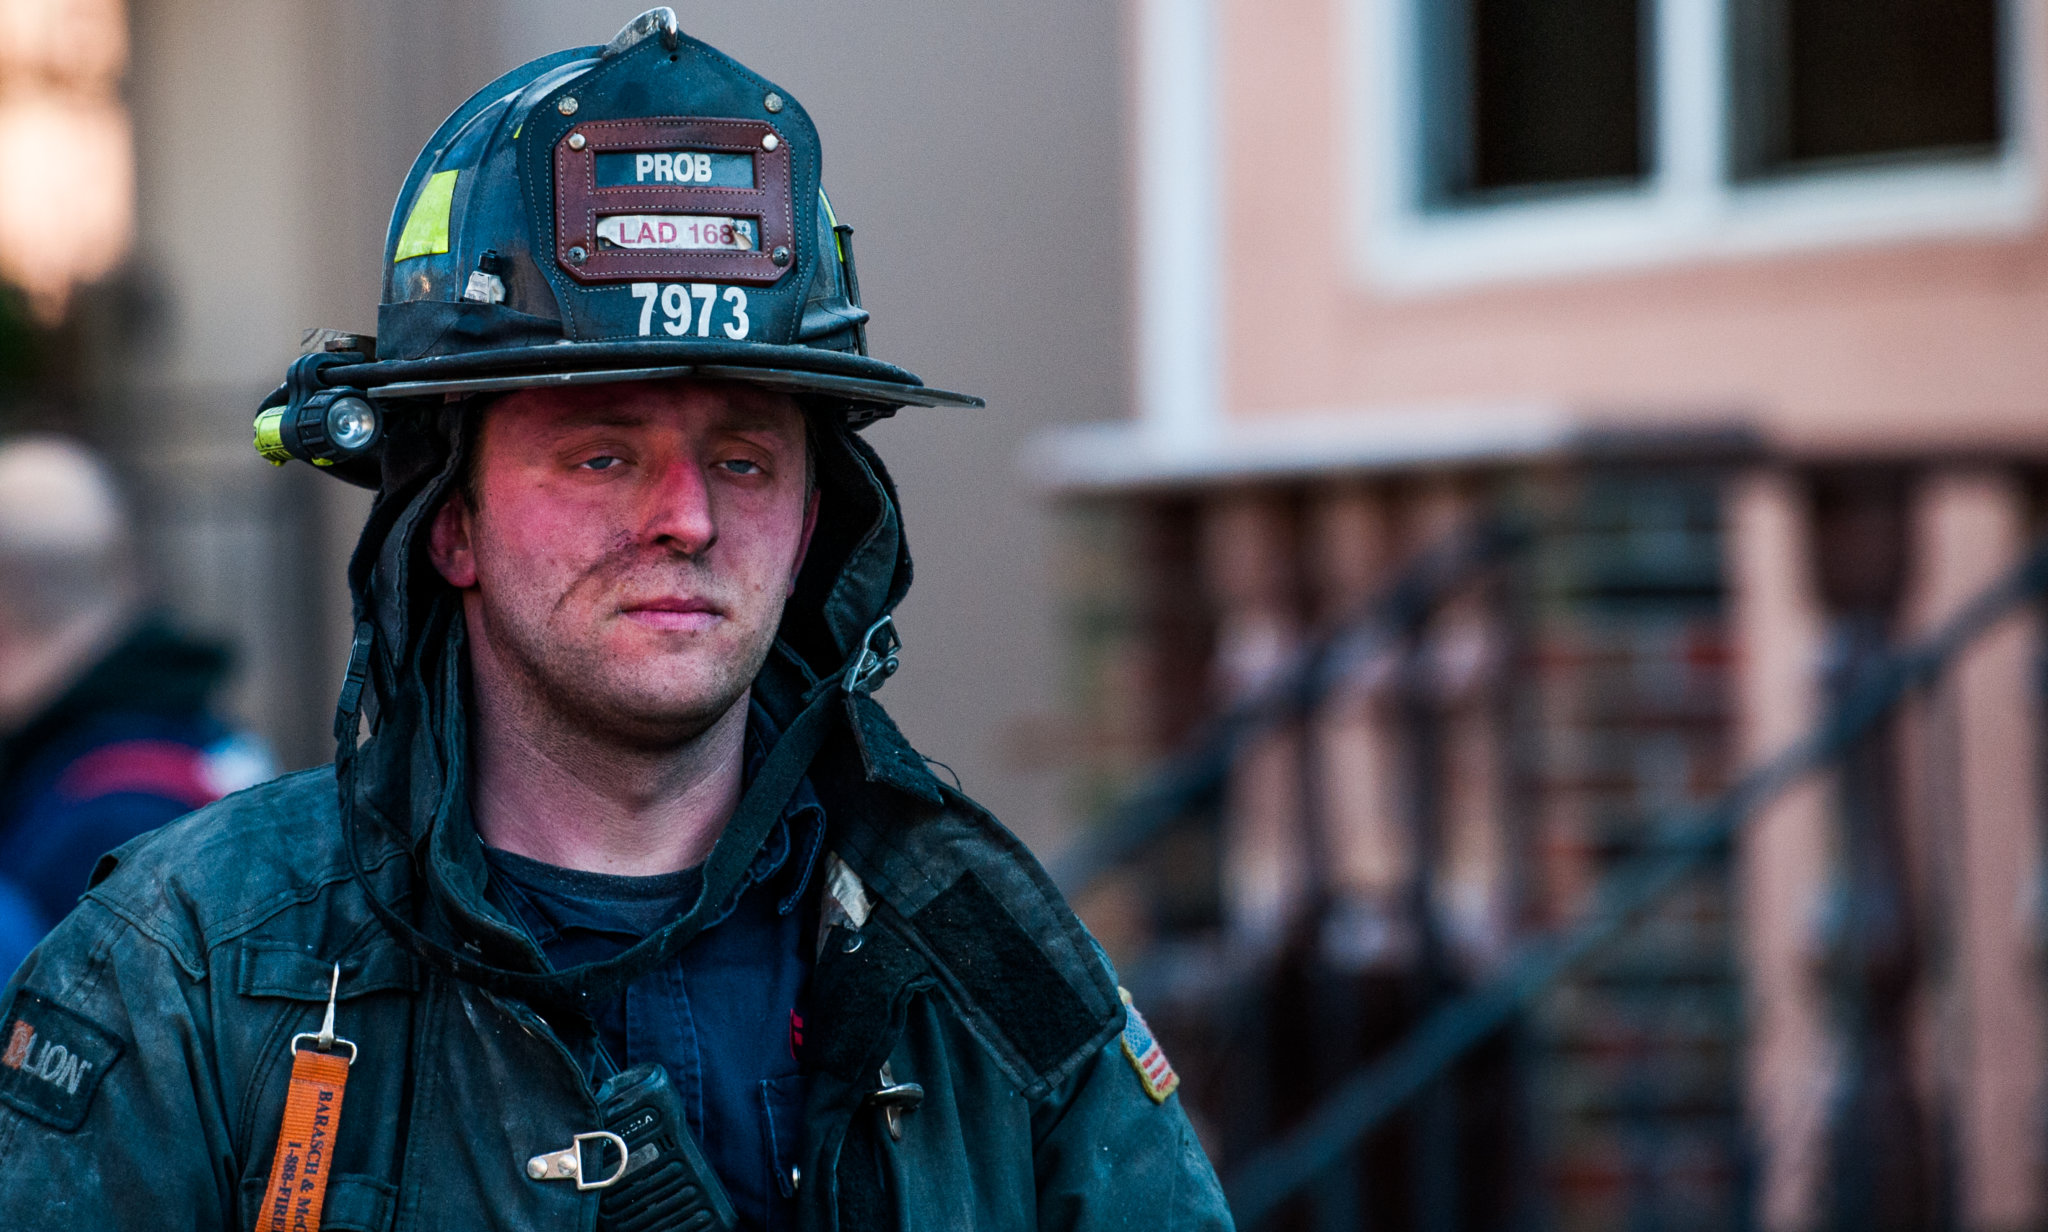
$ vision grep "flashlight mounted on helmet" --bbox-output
[253,340,385,487]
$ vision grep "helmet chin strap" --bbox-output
[337,613,899,1009]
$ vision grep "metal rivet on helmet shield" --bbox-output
[567,245,588,265]
[761,133,780,151]
[771,246,791,266]
[567,132,587,151]
[556,96,579,116]
[764,92,784,113]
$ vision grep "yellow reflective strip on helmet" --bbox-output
[821,189,842,261]
[393,169,460,262]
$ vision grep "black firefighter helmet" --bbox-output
[254,6,980,487]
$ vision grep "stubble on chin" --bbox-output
[564,620,772,747]
[473,587,781,754]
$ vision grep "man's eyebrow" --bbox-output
[545,408,650,431]
[711,407,803,434]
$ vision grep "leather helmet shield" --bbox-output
[519,32,820,346]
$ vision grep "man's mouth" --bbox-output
[618,596,724,632]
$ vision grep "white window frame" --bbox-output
[1137,0,1222,436]
[1348,0,2042,293]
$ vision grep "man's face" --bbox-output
[427,379,819,747]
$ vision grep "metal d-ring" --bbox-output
[526,1131,631,1190]
[572,1132,631,1190]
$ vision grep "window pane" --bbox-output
[1466,0,1646,193]
[1739,0,2002,172]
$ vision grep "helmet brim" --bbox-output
[328,340,982,413]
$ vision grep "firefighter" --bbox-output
[0,11,1230,1229]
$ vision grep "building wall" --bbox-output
[1212,0,2048,453]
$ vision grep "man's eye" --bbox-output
[720,458,763,476]
[579,455,623,472]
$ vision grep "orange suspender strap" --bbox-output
[257,964,356,1232]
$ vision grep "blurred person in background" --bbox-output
[0,434,269,972]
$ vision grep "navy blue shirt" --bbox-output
[484,709,824,1232]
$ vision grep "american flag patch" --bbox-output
[1117,987,1179,1103]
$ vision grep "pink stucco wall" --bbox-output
[1218,0,2048,454]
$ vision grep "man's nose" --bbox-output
[638,455,717,554]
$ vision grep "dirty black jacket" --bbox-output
[0,414,1231,1230]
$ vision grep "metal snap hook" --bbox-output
[289,963,359,1065]
[845,615,902,695]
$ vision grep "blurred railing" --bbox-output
[1047,516,1528,893]
[1057,501,2048,1232]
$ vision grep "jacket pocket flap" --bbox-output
[320,1174,396,1231]
[240,1172,395,1231]
[236,942,418,1001]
